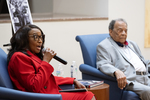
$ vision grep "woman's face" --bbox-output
[28,28,43,54]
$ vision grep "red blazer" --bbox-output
[8,51,74,94]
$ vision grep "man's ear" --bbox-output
[109,29,112,36]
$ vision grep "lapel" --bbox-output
[27,50,42,64]
[108,37,133,66]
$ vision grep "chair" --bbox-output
[75,34,140,100]
[0,48,74,100]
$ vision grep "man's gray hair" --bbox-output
[108,18,127,30]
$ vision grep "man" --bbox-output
[96,18,150,100]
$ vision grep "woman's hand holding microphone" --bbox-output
[42,48,56,63]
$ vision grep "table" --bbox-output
[87,83,109,100]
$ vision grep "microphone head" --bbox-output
[42,48,46,53]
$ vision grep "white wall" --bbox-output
[0,0,150,79]
[29,0,53,13]
[0,23,12,51]
[53,0,108,17]
[29,0,108,17]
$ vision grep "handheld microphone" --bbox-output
[42,48,67,65]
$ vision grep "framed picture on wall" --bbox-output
[6,0,33,33]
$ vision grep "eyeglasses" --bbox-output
[29,34,44,41]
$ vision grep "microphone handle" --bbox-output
[53,55,67,65]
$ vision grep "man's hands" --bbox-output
[114,70,128,89]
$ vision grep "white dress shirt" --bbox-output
[119,46,146,72]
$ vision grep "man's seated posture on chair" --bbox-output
[96,18,150,100]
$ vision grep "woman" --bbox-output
[7,24,96,100]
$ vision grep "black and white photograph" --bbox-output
[6,0,33,33]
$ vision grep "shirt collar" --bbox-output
[115,41,128,47]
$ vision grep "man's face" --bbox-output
[109,21,128,44]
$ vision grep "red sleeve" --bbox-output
[8,52,54,92]
[54,76,75,85]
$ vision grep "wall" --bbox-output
[0,0,150,79]
[29,0,108,17]
[29,0,53,13]
[53,0,108,17]
[0,23,12,49]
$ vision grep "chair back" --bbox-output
[76,34,109,68]
[0,48,13,88]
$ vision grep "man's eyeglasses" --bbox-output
[29,34,45,41]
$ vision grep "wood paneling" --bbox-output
[145,0,150,47]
